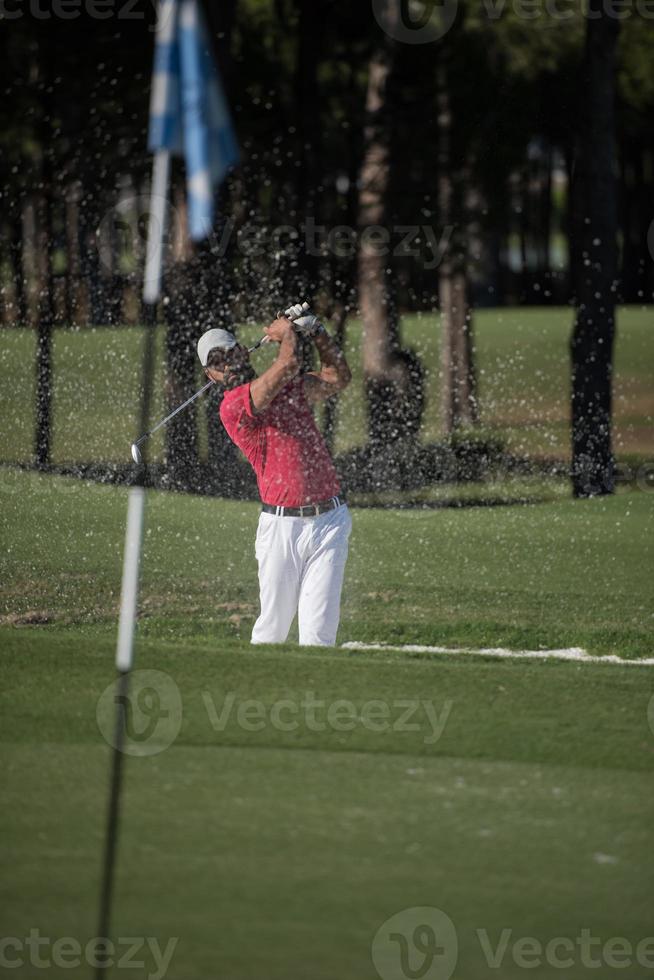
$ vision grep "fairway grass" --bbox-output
[1,467,652,657]
[1,633,653,979]
[1,306,652,465]
[2,468,653,978]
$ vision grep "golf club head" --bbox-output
[130,442,142,465]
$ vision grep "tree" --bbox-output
[160,0,241,491]
[357,16,424,469]
[34,39,56,469]
[437,61,477,434]
[570,0,620,498]
[616,18,654,304]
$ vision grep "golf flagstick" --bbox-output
[95,176,166,980]
[97,0,240,966]
[94,139,171,980]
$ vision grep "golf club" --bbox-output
[130,334,271,464]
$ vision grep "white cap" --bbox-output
[197,328,238,366]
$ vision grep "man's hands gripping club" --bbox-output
[281,300,352,405]
[250,301,351,414]
[245,315,299,414]
[282,301,326,338]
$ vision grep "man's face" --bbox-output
[205,344,255,389]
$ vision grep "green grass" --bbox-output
[1,467,653,656]
[1,628,654,978]
[2,463,653,977]
[1,306,652,465]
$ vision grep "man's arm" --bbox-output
[304,327,352,404]
[249,319,301,414]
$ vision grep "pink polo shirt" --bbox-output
[219,376,341,507]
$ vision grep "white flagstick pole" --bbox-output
[114,0,174,668]
[143,149,171,307]
[96,148,172,980]
[115,146,170,673]
[115,485,146,671]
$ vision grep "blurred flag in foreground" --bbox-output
[148,0,239,240]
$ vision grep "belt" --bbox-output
[262,495,346,518]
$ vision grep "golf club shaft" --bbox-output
[247,336,269,354]
[134,335,270,448]
[139,379,215,445]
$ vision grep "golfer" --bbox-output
[197,303,352,647]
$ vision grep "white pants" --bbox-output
[251,504,352,647]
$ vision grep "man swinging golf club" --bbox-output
[197,302,352,647]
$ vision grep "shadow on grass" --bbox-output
[348,496,550,510]
[7,460,562,509]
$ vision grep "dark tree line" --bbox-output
[0,1,652,495]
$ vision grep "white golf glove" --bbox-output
[284,301,325,338]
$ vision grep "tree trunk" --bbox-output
[34,45,56,469]
[294,0,321,302]
[35,183,55,468]
[201,0,237,67]
[358,29,424,459]
[540,143,553,284]
[164,186,200,490]
[564,147,576,303]
[570,0,620,498]
[519,167,529,286]
[9,215,28,326]
[322,304,348,454]
[164,301,200,489]
[81,194,103,326]
[199,0,242,492]
[0,230,8,326]
[620,143,651,304]
[321,59,359,454]
[438,65,476,435]
[22,198,40,328]
[65,182,83,327]
[201,186,237,492]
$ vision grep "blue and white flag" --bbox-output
[148,0,239,240]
